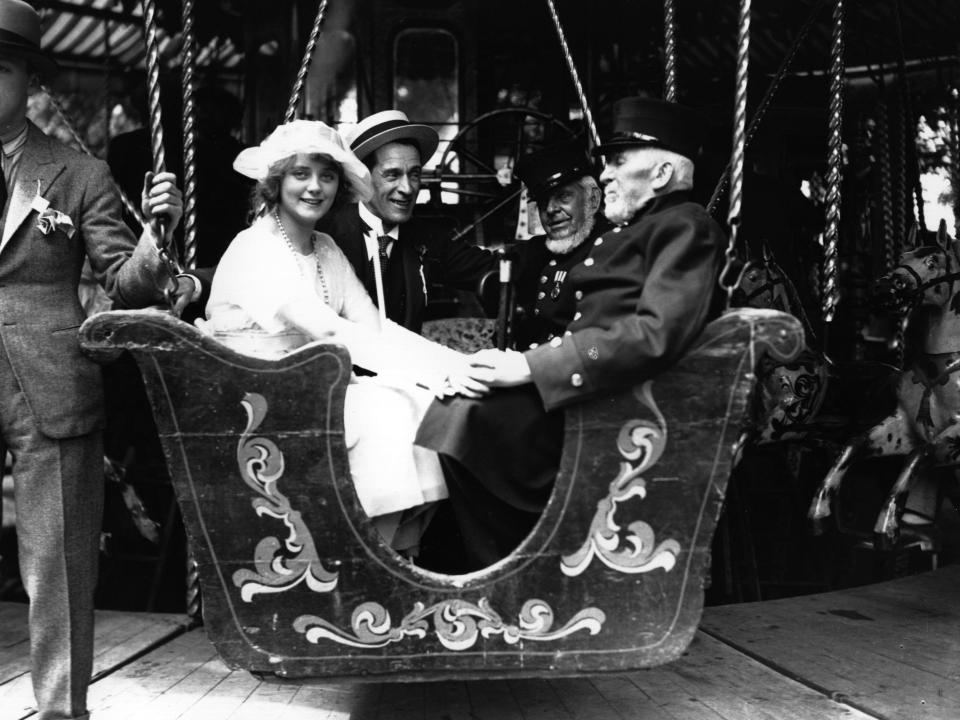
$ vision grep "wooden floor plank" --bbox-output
[0,601,188,720]
[508,678,570,720]
[629,634,876,720]
[421,681,472,720]
[547,676,625,720]
[465,678,526,720]
[701,567,960,720]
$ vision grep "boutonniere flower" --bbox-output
[32,193,76,239]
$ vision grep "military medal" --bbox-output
[550,270,567,300]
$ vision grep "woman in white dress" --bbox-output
[204,120,476,554]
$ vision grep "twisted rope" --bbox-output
[718,0,750,304]
[41,84,145,227]
[285,0,329,123]
[708,0,827,216]
[545,0,600,150]
[951,87,960,241]
[894,0,924,233]
[822,0,845,324]
[180,0,198,270]
[876,98,895,270]
[663,0,678,103]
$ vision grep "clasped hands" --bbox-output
[435,348,532,399]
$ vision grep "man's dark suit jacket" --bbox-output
[318,204,495,333]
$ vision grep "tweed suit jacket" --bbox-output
[0,123,163,439]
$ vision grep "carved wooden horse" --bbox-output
[732,244,895,446]
[809,223,960,546]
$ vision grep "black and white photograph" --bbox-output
[0,1,958,718]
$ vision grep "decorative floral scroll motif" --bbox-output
[293,598,605,651]
[231,392,338,601]
[561,381,681,577]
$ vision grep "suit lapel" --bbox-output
[2,124,66,249]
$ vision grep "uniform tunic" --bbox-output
[511,219,610,350]
[416,190,725,569]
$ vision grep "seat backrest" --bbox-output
[80,307,802,680]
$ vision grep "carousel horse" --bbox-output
[809,223,960,546]
[732,243,896,447]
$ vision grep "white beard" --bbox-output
[545,215,596,255]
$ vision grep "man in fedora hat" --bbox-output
[416,97,725,570]
[0,1,189,716]
[510,142,610,350]
[318,110,494,333]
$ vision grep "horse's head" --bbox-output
[730,242,791,312]
[875,221,960,315]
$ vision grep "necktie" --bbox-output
[377,235,391,281]
[0,160,7,216]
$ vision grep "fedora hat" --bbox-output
[593,97,703,160]
[233,120,373,202]
[346,110,439,163]
[0,0,57,78]
[514,142,595,203]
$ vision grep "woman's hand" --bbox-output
[467,348,533,388]
[141,171,184,244]
[433,356,493,399]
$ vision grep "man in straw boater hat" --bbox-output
[510,141,611,351]
[318,110,494,333]
[0,1,190,716]
[416,97,726,571]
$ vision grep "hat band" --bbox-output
[350,118,414,150]
[0,27,41,52]
[625,131,660,143]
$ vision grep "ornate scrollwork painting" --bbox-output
[293,598,605,651]
[561,381,681,577]
[231,393,339,600]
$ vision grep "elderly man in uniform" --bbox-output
[0,2,188,717]
[510,142,610,350]
[318,110,494,333]
[417,97,725,570]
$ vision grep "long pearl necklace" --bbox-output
[274,209,329,305]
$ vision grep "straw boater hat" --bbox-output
[346,110,439,163]
[233,120,373,202]
[0,0,58,78]
[593,97,704,160]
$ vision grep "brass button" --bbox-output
[529,342,539,349]
[584,258,594,267]
[540,275,548,284]
[565,330,572,337]
[594,237,603,246]
[548,259,557,266]
[573,311,582,321]
[571,373,583,387]
[537,291,545,300]
[550,336,563,348]
[613,226,622,233]
[574,290,583,300]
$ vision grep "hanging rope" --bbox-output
[41,85,146,227]
[663,0,678,102]
[544,0,601,150]
[951,87,960,241]
[285,0,329,123]
[707,0,827,216]
[876,98,897,271]
[822,0,845,324]
[717,0,751,305]
[180,0,199,270]
[141,0,183,307]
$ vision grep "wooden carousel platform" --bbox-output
[1,566,957,720]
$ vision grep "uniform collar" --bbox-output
[626,189,693,225]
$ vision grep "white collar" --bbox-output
[358,201,400,241]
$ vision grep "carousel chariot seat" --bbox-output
[79,307,801,680]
